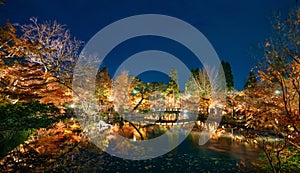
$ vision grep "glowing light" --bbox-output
[275,90,281,95]
[133,135,136,142]
[132,89,138,94]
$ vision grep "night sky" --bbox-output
[0,0,296,90]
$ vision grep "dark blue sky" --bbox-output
[0,0,296,90]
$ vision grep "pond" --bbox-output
[0,120,262,172]
[79,131,260,172]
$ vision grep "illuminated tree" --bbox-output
[241,8,300,172]
[258,8,300,144]
[20,17,83,87]
[95,67,113,113]
[0,20,76,106]
[244,69,257,90]
[165,68,179,107]
[185,68,214,114]
[111,71,146,139]
[130,77,151,112]
[148,82,168,112]
[111,71,133,114]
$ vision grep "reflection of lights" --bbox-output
[70,103,75,108]
[186,94,191,98]
[275,118,278,124]
[222,110,226,115]
[183,110,189,117]
[133,135,136,142]
[132,89,138,94]
[275,90,281,95]
[108,96,113,101]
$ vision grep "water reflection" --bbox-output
[1,126,261,172]
[79,122,260,172]
[84,132,259,172]
[102,116,261,167]
[189,131,261,168]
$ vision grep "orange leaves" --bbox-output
[63,129,72,134]
[69,123,81,131]
[70,135,81,143]
[257,70,273,84]
[0,59,72,106]
[295,11,300,24]
[277,21,281,30]
[54,121,65,129]
[30,119,84,155]
[243,61,299,147]
[265,42,271,47]
[0,22,37,59]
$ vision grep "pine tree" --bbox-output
[166,68,179,107]
[95,67,112,112]
[244,69,256,89]
[221,61,234,90]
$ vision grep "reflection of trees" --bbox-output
[0,19,100,171]
[111,72,146,140]
[0,119,103,172]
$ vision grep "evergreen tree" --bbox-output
[185,72,199,95]
[95,67,112,112]
[166,68,179,107]
[166,68,179,94]
[221,61,234,90]
[244,69,256,89]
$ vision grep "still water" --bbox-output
[82,131,260,172]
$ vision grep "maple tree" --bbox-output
[258,8,300,147]
[111,71,134,115]
[0,22,44,104]
[184,67,217,115]
[0,22,39,60]
[20,17,82,88]
[0,60,72,106]
[0,19,80,106]
[238,8,300,172]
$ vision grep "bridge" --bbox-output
[110,108,198,126]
